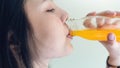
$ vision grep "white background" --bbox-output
[50,0,120,68]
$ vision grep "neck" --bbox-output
[32,58,50,68]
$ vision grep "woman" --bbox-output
[0,0,120,68]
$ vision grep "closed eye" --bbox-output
[46,8,55,12]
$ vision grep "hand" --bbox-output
[84,10,120,66]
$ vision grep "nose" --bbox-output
[60,9,69,23]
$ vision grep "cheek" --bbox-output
[32,21,68,58]
[33,18,66,43]
[39,23,66,46]
[32,19,66,46]
[28,13,69,58]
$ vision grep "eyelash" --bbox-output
[46,8,55,12]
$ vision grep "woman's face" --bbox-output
[24,0,73,59]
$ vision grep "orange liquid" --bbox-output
[70,29,120,41]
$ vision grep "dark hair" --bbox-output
[0,0,32,68]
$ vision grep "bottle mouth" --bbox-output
[67,16,115,22]
[66,16,120,30]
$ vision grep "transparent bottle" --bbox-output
[66,16,120,41]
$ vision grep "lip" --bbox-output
[67,30,73,39]
[67,34,73,39]
[64,23,73,39]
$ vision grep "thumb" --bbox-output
[107,33,116,45]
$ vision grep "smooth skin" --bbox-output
[24,0,120,68]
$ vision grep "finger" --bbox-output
[104,18,112,25]
[99,25,120,29]
[112,20,120,28]
[86,12,96,16]
[99,33,115,47]
[109,20,120,29]
[112,20,120,25]
[96,17,104,27]
[97,10,116,17]
[115,11,120,17]
[83,18,96,28]
[107,33,116,45]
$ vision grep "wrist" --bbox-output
[109,55,120,66]
[107,56,120,68]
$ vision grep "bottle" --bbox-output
[66,16,120,41]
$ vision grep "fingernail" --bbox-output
[108,33,115,41]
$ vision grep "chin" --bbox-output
[62,38,73,56]
[49,45,73,59]
[57,44,73,58]
[48,39,73,59]
[64,44,73,56]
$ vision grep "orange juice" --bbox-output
[70,29,120,41]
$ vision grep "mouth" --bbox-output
[66,30,73,39]
[64,23,73,39]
